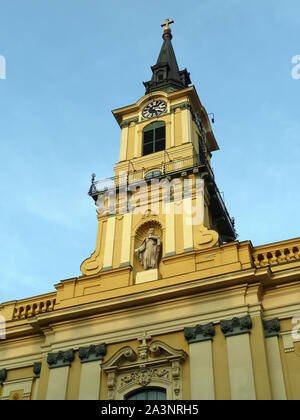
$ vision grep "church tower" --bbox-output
[82,20,236,283]
[2,20,299,402]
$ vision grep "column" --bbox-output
[165,201,175,257]
[134,123,140,158]
[170,111,175,147]
[263,318,287,400]
[102,216,116,271]
[221,315,256,400]
[32,362,42,400]
[184,323,215,400]
[120,213,133,267]
[183,196,193,252]
[46,349,74,400]
[181,105,192,144]
[78,343,106,400]
[119,123,129,162]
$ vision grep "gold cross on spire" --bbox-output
[161,18,174,33]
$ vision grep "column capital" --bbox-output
[263,318,280,338]
[0,368,7,385]
[184,322,215,344]
[33,362,42,378]
[79,343,107,364]
[221,315,252,337]
[47,349,75,369]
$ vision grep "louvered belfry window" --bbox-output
[143,121,166,156]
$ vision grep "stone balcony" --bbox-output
[252,238,300,268]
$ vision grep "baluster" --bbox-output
[294,247,300,259]
[277,249,287,263]
[286,247,296,261]
[26,304,33,317]
[269,251,278,265]
[261,253,269,266]
[253,254,261,268]
[13,307,20,319]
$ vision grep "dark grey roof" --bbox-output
[143,29,191,94]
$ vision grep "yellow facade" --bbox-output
[1,24,300,401]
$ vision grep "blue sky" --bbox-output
[0,0,299,302]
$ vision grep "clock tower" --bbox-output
[1,19,300,402]
[82,21,236,282]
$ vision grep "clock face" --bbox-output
[142,100,167,119]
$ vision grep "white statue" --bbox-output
[135,228,161,270]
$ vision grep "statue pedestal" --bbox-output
[136,269,160,284]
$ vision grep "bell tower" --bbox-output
[82,21,236,283]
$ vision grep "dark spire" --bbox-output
[143,19,191,94]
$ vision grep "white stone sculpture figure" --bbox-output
[135,228,161,270]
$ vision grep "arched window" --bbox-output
[143,121,166,156]
[125,387,166,401]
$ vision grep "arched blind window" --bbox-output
[125,387,166,401]
[143,121,166,156]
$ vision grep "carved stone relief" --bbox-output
[102,339,187,400]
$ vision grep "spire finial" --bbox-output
[161,18,174,33]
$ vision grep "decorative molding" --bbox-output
[120,117,139,129]
[1,377,34,400]
[0,368,7,385]
[184,322,215,344]
[280,331,294,353]
[47,349,75,369]
[102,340,187,400]
[78,343,107,364]
[184,247,194,253]
[119,262,131,268]
[102,266,113,272]
[220,315,252,337]
[33,362,42,378]
[195,225,219,250]
[263,318,280,338]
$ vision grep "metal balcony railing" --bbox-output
[91,154,205,195]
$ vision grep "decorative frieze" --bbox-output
[184,322,215,343]
[263,318,280,338]
[79,343,107,364]
[47,349,75,369]
[221,315,252,337]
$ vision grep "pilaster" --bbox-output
[263,318,287,400]
[78,343,106,400]
[46,349,74,400]
[221,316,256,400]
[184,323,215,400]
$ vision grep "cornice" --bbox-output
[2,263,300,341]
